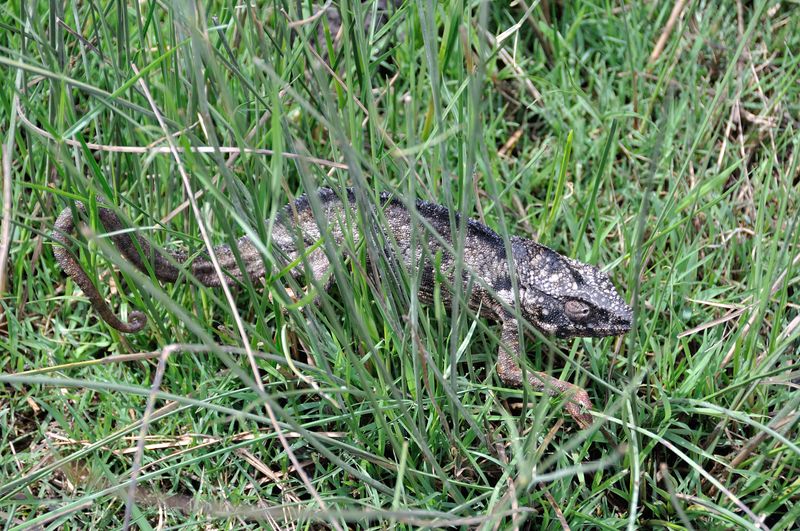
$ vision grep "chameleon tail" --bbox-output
[51,203,266,333]
[52,205,149,333]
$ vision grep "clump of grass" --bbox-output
[1,1,799,529]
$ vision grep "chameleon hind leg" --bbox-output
[496,317,594,428]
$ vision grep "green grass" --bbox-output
[1,0,799,528]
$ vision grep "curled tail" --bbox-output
[51,203,266,333]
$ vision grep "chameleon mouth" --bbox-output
[590,311,633,337]
[611,322,632,335]
[590,324,630,338]
[610,313,633,335]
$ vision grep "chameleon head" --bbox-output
[514,239,633,339]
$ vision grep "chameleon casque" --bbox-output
[52,187,632,427]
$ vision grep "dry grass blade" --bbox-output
[719,250,800,368]
[0,68,21,309]
[15,101,347,169]
[648,0,690,65]
[128,66,345,529]
[0,146,12,298]
[131,64,262,390]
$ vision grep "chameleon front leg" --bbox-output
[496,317,594,428]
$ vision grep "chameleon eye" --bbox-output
[564,300,591,322]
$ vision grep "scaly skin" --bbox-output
[52,188,632,426]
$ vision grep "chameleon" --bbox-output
[52,187,632,427]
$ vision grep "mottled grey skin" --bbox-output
[52,188,632,427]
